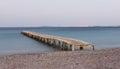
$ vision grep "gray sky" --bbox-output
[0,0,120,27]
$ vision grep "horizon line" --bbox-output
[0,25,120,28]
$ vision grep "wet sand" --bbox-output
[0,48,120,69]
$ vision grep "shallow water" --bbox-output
[0,27,120,54]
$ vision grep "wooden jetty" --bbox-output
[21,31,95,51]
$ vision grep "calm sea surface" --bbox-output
[0,27,120,54]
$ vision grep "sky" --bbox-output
[0,0,120,27]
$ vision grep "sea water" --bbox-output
[0,27,120,54]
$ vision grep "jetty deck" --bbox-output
[21,31,95,51]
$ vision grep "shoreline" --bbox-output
[0,47,117,56]
[0,47,120,69]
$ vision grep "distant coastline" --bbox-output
[0,26,120,29]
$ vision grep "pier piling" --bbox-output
[21,31,95,51]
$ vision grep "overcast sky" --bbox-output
[0,0,120,27]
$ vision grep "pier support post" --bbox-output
[32,35,34,38]
[49,40,53,46]
[62,42,68,50]
[41,37,43,42]
[34,36,36,39]
[39,37,41,40]
[43,38,45,42]
[39,37,42,41]
[36,36,39,40]
[80,46,83,50]
[64,43,68,50]
[31,35,33,38]
[47,39,51,45]
[72,45,75,51]
[62,42,65,50]
[70,45,72,50]
[45,38,47,43]
[58,41,61,48]
[60,42,64,50]
[41,38,44,42]
[46,38,49,44]
[92,45,95,50]
[53,40,56,48]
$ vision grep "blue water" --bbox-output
[0,27,120,54]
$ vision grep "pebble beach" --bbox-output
[0,48,120,69]
[0,0,120,68]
